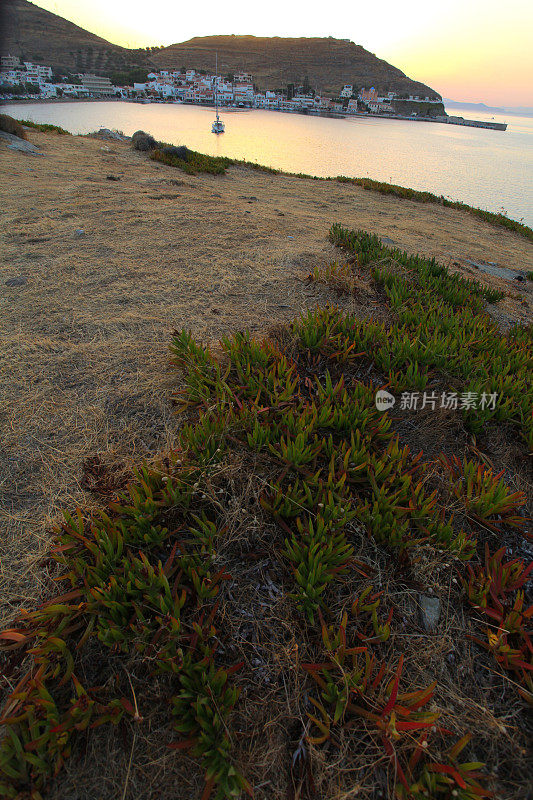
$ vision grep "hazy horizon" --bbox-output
[10,0,533,106]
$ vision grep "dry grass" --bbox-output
[1,129,532,626]
[0,130,532,800]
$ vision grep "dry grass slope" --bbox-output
[1,130,532,627]
[0,228,531,800]
[0,128,531,800]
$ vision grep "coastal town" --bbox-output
[0,54,440,114]
[0,54,507,129]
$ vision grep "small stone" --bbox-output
[288,236,295,240]
[74,229,85,237]
[5,276,28,286]
[106,175,120,181]
[419,594,440,632]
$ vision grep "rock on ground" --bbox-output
[0,130,42,155]
[419,594,441,632]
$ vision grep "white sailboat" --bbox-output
[211,53,225,134]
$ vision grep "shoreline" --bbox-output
[1,95,506,129]
[0,96,124,105]
[1,105,529,231]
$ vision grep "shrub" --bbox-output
[151,146,232,175]
[161,144,189,161]
[131,130,157,151]
[0,114,26,140]
[16,119,70,135]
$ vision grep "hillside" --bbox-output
[1,2,442,99]
[0,0,151,76]
[152,35,442,98]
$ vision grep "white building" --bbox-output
[340,84,353,98]
[407,95,440,103]
[265,90,281,107]
[79,73,114,96]
[234,81,254,104]
[346,98,358,113]
[0,59,53,87]
[292,95,315,109]
[315,96,332,110]
[152,82,178,97]
[1,55,21,69]
[60,83,89,96]
[217,87,234,102]
[24,62,52,82]
[281,99,296,111]
[40,82,57,98]
[0,69,22,85]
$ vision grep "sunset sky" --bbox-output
[32,0,532,106]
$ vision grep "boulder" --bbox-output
[0,130,42,155]
[94,128,128,141]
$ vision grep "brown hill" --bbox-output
[0,0,151,76]
[1,3,441,100]
[152,35,442,99]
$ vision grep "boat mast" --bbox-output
[215,52,219,122]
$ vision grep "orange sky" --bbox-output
[33,1,533,106]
